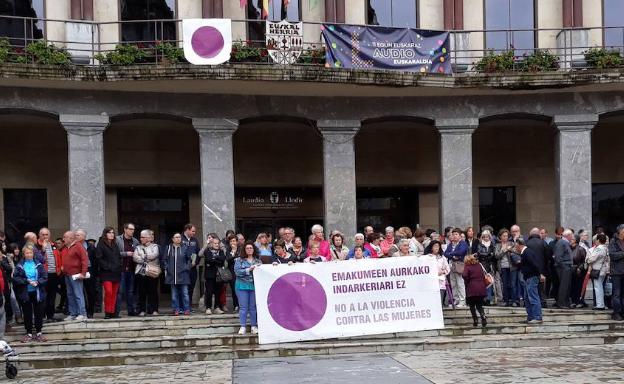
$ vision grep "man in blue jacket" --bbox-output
[444,228,469,308]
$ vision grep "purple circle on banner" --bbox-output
[267,272,327,331]
[191,26,224,58]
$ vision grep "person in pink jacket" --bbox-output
[307,225,330,261]
[380,226,395,257]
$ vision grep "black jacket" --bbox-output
[608,239,624,276]
[476,242,496,273]
[204,248,225,279]
[526,235,547,276]
[520,247,542,279]
[96,239,122,282]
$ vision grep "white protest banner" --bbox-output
[183,19,232,65]
[254,256,444,344]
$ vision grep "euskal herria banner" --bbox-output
[322,24,452,73]
[254,256,444,344]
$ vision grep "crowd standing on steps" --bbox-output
[0,221,621,344]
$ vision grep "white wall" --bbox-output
[345,0,365,24]
[178,0,202,19]
[419,0,444,30]
[584,0,602,46]
[537,0,562,50]
[302,0,325,44]
[94,0,120,50]
[45,0,70,46]
[223,0,246,41]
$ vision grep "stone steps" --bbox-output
[14,331,624,370]
[9,320,624,355]
[5,317,620,344]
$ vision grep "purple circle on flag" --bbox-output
[267,272,327,331]
[191,26,224,58]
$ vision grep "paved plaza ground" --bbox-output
[13,344,624,383]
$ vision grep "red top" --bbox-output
[63,243,89,276]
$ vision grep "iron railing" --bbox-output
[1,14,624,72]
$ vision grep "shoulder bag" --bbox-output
[480,263,494,288]
[216,259,233,283]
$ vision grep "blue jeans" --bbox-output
[65,276,86,317]
[236,289,257,327]
[501,268,519,304]
[525,276,542,321]
[171,284,190,312]
[116,271,135,315]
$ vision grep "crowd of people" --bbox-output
[0,221,622,342]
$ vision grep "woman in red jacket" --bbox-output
[462,253,488,328]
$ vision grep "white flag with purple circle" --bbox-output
[183,19,232,65]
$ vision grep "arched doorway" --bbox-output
[234,117,322,242]
[0,111,68,244]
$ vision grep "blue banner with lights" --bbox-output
[321,24,451,74]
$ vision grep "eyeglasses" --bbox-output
[127,228,135,231]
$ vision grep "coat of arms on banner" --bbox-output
[266,20,303,65]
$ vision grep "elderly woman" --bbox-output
[476,230,497,305]
[304,242,325,263]
[330,233,349,261]
[272,240,296,265]
[350,245,366,260]
[95,227,121,319]
[133,230,160,316]
[393,239,413,257]
[202,236,226,315]
[495,228,519,307]
[587,233,609,310]
[307,225,330,261]
[164,233,192,316]
[380,226,395,257]
[13,245,48,342]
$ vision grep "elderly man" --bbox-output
[554,229,574,309]
[283,228,295,250]
[37,228,60,322]
[363,226,374,237]
[348,234,371,259]
[76,230,98,318]
[62,231,89,322]
[527,227,550,308]
[307,225,330,261]
[514,238,545,324]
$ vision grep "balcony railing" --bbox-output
[1,14,624,72]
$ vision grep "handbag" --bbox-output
[480,263,494,288]
[145,263,161,278]
[451,261,465,274]
[589,268,600,280]
[216,259,233,283]
[135,263,146,276]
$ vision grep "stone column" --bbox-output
[554,114,597,235]
[436,118,478,231]
[318,120,360,247]
[193,118,238,238]
[60,114,109,239]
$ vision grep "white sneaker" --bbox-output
[63,316,75,322]
[139,312,145,317]
[74,315,86,322]
[251,326,258,334]
[238,327,246,335]
[205,308,212,315]
[151,311,159,316]
[456,304,467,309]
[234,306,239,312]
[213,308,224,315]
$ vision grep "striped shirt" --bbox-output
[45,244,56,273]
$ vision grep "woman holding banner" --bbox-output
[234,241,262,335]
[423,240,450,306]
